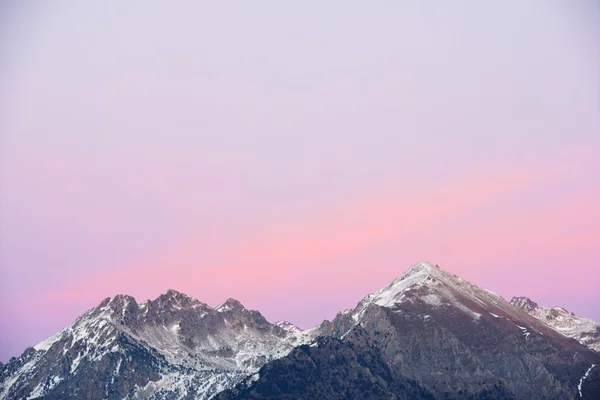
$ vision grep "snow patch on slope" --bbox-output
[354,262,499,322]
[578,364,596,398]
[275,321,302,334]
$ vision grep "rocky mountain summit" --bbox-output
[221,262,600,400]
[273,321,302,334]
[0,290,314,400]
[2,262,599,399]
[510,296,600,352]
[509,296,539,312]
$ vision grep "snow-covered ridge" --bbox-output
[1,289,316,400]
[334,261,584,349]
[215,298,245,313]
[84,290,313,371]
[275,320,302,334]
[346,261,507,322]
[510,296,600,352]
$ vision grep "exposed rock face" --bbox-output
[0,290,314,400]
[510,296,539,312]
[216,327,438,400]
[273,321,302,334]
[510,296,600,352]
[220,262,600,400]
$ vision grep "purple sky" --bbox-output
[0,1,599,362]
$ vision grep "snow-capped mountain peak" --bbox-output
[218,264,600,400]
[510,296,539,312]
[510,296,600,352]
[351,261,504,317]
[332,261,594,357]
[274,321,302,334]
[215,298,246,313]
[364,261,444,308]
[1,291,316,400]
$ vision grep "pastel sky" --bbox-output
[1,1,599,362]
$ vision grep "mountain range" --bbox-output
[1,262,598,399]
[510,296,600,352]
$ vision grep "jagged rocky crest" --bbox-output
[510,296,539,312]
[0,290,315,400]
[2,262,599,399]
[216,327,438,400]
[510,296,600,352]
[221,262,600,400]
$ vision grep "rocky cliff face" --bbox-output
[0,290,314,400]
[510,296,600,352]
[509,296,539,312]
[220,262,600,400]
[216,327,438,400]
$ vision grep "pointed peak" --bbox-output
[353,261,445,310]
[275,320,302,333]
[98,297,113,308]
[99,293,136,307]
[152,289,207,310]
[162,288,185,297]
[510,296,539,312]
[114,294,137,308]
[398,261,443,279]
[353,261,495,315]
[390,261,444,284]
[410,261,439,271]
[215,298,245,312]
[156,289,195,302]
[96,294,138,318]
[114,293,136,302]
[400,261,446,276]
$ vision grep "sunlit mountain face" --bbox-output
[2,263,599,399]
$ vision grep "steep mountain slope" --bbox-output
[510,296,600,352]
[0,290,314,400]
[216,327,438,400]
[223,262,600,399]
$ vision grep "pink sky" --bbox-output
[1,2,599,361]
